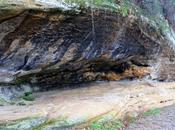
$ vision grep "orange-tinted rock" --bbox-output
[103,66,150,81]
[0,8,173,85]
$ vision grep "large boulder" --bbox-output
[0,0,175,85]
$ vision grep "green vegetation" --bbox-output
[33,119,56,130]
[33,116,82,129]
[1,117,71,130]
[64,0,130,17]
[17,101,27,106]
[86,112,125,130]
[21,91,35,101]
[2,116,124,130]
[90,119,124,130]
[0,108,161,129]
[1,0,170,44]
[0,97,7,106]
[143,108,161,117]
[53,0,171,35]
[1,117,46,130]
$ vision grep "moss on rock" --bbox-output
[1,117,47,130]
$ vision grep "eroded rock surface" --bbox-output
[0,10,162,85]
[0,0,175,84]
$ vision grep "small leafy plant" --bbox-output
[21,92,35,101]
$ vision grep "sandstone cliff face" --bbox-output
[0,0,175,85]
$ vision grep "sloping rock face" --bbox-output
[0,0,175,85]
[128,0,175,81]
[0,10,161,85]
